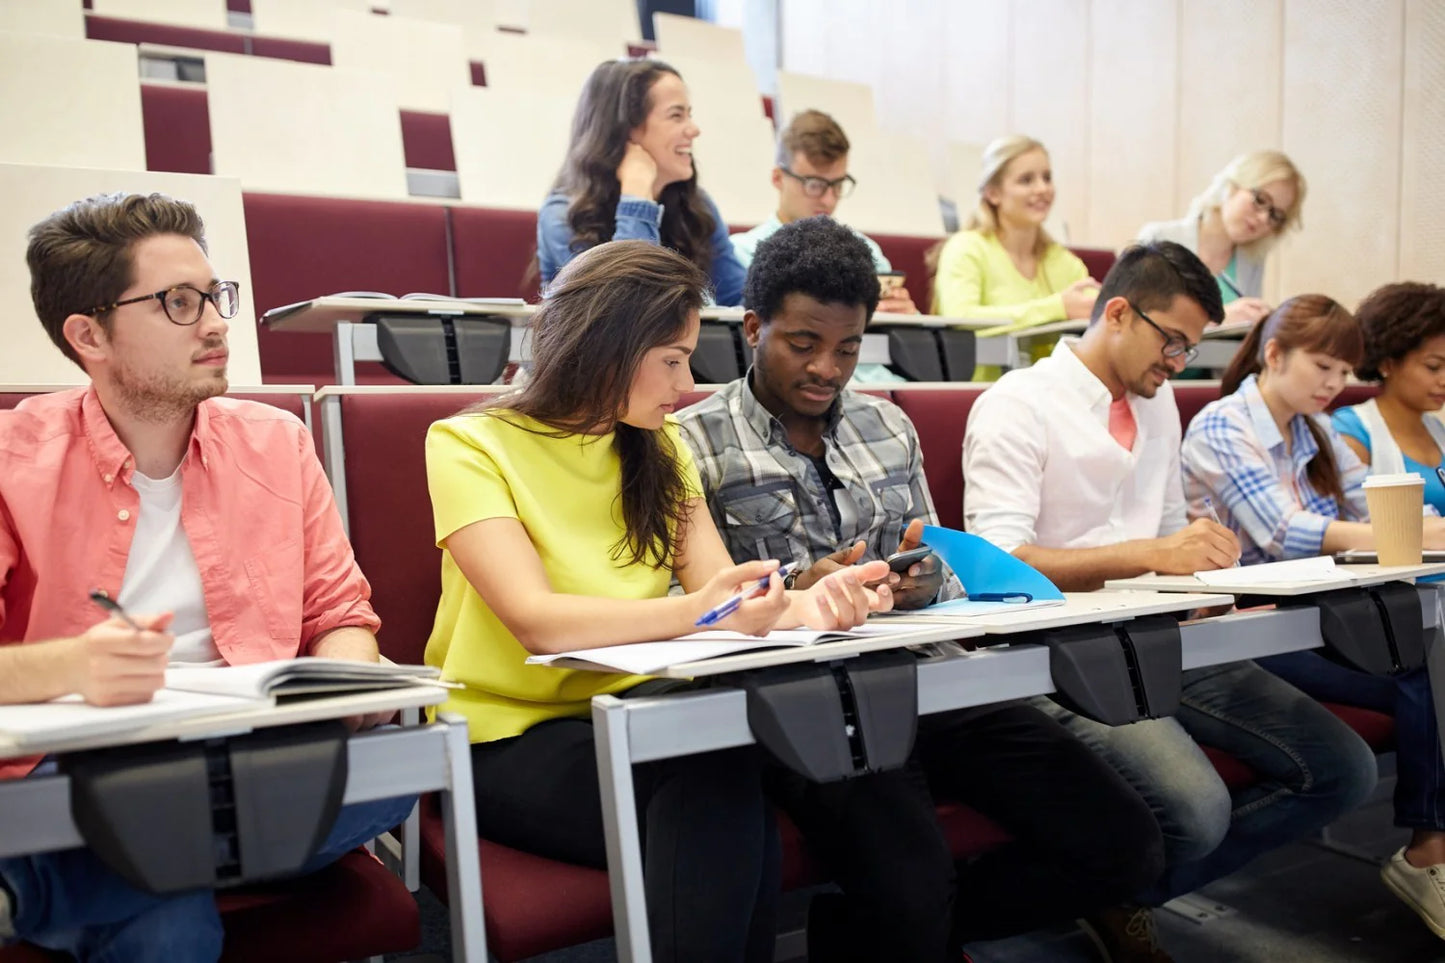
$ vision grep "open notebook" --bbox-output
[0,659,442,751]
[526,625,909,675]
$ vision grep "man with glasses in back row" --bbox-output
[962,240,1378,963]
[0,192,414,961]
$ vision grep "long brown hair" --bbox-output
[553,59,715,276]
[1222,294,1363,507]
[470,240,707,569]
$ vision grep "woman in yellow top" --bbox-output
[424,240,893,963]
[930,135,1100,377]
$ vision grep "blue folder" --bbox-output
[921,525,1065,608]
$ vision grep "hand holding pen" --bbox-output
[1199,497,1241,567]
[70,591,175,706]
[696,562,797,628]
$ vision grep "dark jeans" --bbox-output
[469,717,781,963]
[1259,651,1445,831]
[768,701,1165,960]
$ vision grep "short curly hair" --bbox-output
[744,216,880,322]
[1354,282,1445,381]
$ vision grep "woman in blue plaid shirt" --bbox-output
[1181,296,1445,942]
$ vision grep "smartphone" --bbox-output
[877,271,907,298]
[885,545,931,573]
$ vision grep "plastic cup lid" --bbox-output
[1363,473,1425,488]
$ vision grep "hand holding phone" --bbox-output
[885,545,931,573]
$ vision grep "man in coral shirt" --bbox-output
[0,193,414,961]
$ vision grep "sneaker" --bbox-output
[1077,904,1174,963]
[1381,847,1445,939]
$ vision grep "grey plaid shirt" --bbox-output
[676,377,962,600]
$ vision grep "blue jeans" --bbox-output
[0,781,417,963]
[1259,650,1445,831]
[1035,659,1377,903]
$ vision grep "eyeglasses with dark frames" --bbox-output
[779,167,857,199]
[1249,187,1288,229]
[1129,301,1199,364]
[86,280,242,327]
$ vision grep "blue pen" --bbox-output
[968,592,1033,604]
[1218,272,1244,300]
[695,562,798,628]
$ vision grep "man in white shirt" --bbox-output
[964,241,1378,963]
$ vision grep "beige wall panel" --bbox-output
[653,12,747,63]
[387,0,496,33]
[451,87,573,209]
[1010,0,1089,244]
[92,0,226,29]
[526,0,640,47]
[692,115,777,227]
[840,132,944,238]
[330,10,470,113]
[1086,0,1177,249]
[0,164,259,385]
[664,55,765,126]
[775,70,877,138]
[248,0,372,42]
[1400,0,1445,282]
[0,0,84,37]
[205,53,408,200]
[0,34,145,171]
[472,29,619,98]
[1278,0,1403,305]
[1175,0,1283,217]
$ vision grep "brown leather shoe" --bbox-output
[1077,904,1175,963]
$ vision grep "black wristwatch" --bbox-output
[783,569,801,590]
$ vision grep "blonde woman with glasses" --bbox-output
[1138,150,1306,328]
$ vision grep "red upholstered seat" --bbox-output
[451,206,542,302]
[243,193,452,384]
[890,386,988,532]
[140,83,211,175]
[1324,702,1396,752]
[250,36,331,65]
[85,14,246,53]
[400,110,456,171]
[1172,384,1223,433]
[1200,745,1259,791]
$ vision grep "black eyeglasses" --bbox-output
[86,280,241,326]
[779,167,856,199]
[1249,187,1288,229]
[1130,301,1199,364]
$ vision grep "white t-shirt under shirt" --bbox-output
[116,468,221,665]
[963,339,1188,552]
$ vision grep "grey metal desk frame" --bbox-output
[591,595,1439,962]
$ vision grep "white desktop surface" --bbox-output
[0,684,449,761]
[648,623,984,679]
[1105,562,1445,596]
[260,295,1002,333]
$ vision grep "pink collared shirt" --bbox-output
[0,387,379,780]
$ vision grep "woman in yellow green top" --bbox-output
[424,239,894,963]
[930,135,1100,378]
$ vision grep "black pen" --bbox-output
[1218,273,1244,300]
[88,589,143,631]
[1435,467,1445,491]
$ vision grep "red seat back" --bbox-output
[400,110,456,171]
[85,14,246,52]
[870,234,939,311]
[451,207,542,302]
[336,391,496,663]
[244,194,453,384]
[1071,246,1117,282]
[140,83,211,176]
[890,386,988,531]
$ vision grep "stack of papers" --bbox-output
[526,625,906,675]
[1193,556,1350,586]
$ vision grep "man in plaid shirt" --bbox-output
[677,216,1165,963]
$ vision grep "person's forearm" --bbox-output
[310,626,381,662]
[502,593,705,654]
[0,637,81,704]
[1320,520,1376,554]
[1014,541,1158,592]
